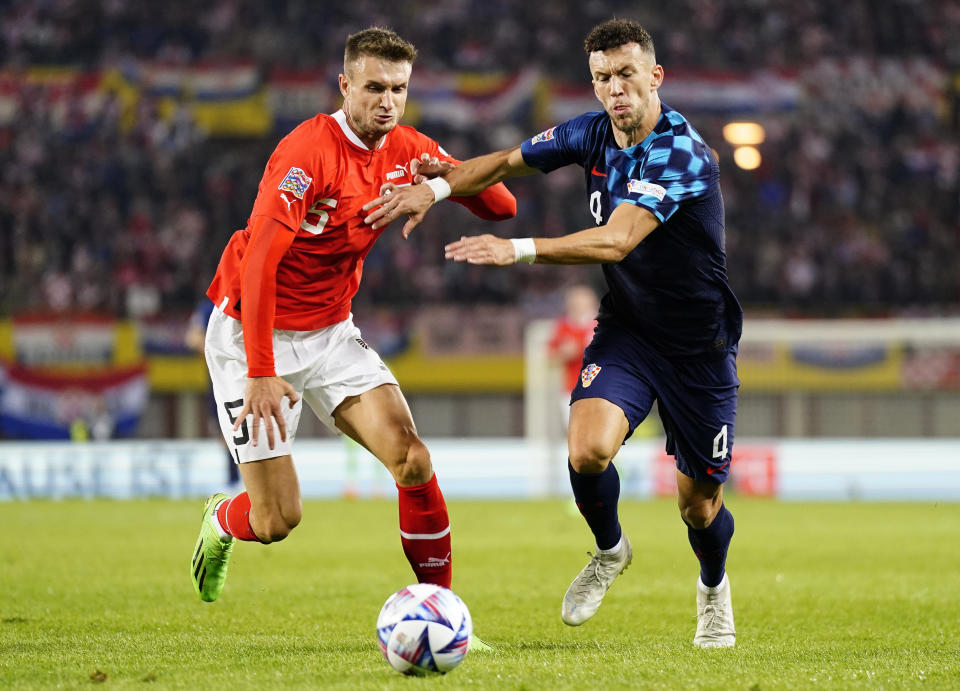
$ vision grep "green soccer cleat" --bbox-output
[190,493,234,602]
[469,635,495,653]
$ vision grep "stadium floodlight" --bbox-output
[733,146,762,170]
[722,122,765,146]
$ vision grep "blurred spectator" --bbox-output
[1,0,958,323]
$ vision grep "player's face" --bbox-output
[339,56,412,148]
[589,43,663,143]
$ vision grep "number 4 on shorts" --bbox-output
[712,425,728,459]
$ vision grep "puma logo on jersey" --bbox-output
[386,163,409,180]
[280,192,294,210]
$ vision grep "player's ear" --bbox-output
[338,73,349,98]
[650,64,664,90]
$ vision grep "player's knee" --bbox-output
[679,501,718,531]
[393,435,433,486]
[568,440,614,474]
[252,503,301,543]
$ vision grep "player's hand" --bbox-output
[410,153,455,184]
[233,376,300,450]
[444,234,516,266]
[362,183,435,238]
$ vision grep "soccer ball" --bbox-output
[376,583,472,675]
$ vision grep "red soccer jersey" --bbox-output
[207,110,516,374]
[548,317,597,393]
[209,109,515,331]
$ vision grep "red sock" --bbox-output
[397,474,452,588]
[215,492,261,542]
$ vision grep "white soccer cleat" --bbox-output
[561,535,632,626]
[694,574,736,648]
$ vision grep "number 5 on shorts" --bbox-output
[223,399,250,446]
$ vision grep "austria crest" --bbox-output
[580,363,602,388]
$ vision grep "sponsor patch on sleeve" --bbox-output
[627,179,666,201]
[530,126,556,145]
[278,166,313,200]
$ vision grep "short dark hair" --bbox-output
[584,19,655,56]
[344,28,418,69]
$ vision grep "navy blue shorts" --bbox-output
[570,321,740,484]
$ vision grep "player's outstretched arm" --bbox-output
[445,203,660,266]
[234,216,301,449]
[362,146,534,237]
[409,152,517,222]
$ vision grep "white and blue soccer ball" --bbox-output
[376,583,472,675]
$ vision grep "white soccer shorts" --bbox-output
[204,308,398,463]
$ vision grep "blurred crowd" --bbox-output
[1,0,959,324]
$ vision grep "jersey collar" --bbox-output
[332,109,387,150]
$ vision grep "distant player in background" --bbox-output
[363,19,740,647]
[547,284,599,428]
[190,28,516,619]
[185,298,241,489]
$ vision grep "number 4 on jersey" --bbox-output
[589,190,603,225]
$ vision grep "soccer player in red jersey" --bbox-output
[190,28,516,610]
[547,284,599,427]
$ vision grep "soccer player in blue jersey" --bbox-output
[363,18,740,648]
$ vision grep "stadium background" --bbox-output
[0,0,958,501]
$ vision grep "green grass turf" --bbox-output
[1,498,959,689]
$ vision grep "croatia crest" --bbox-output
[278,166,313,199]
[580,363,602,388]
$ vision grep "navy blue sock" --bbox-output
[686,503,734,587]
[568,460,622,550]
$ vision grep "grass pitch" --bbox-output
[1,497,959,689]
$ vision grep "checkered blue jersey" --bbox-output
[520,104,742,360]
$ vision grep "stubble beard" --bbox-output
[610,105,646,138]
[353,112,383,140]
[345,104,394,144]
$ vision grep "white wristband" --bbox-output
[425,177,451,202]
[510,238,537,264]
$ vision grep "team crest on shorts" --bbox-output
[278,166,312,199]
[580,363,602,388]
